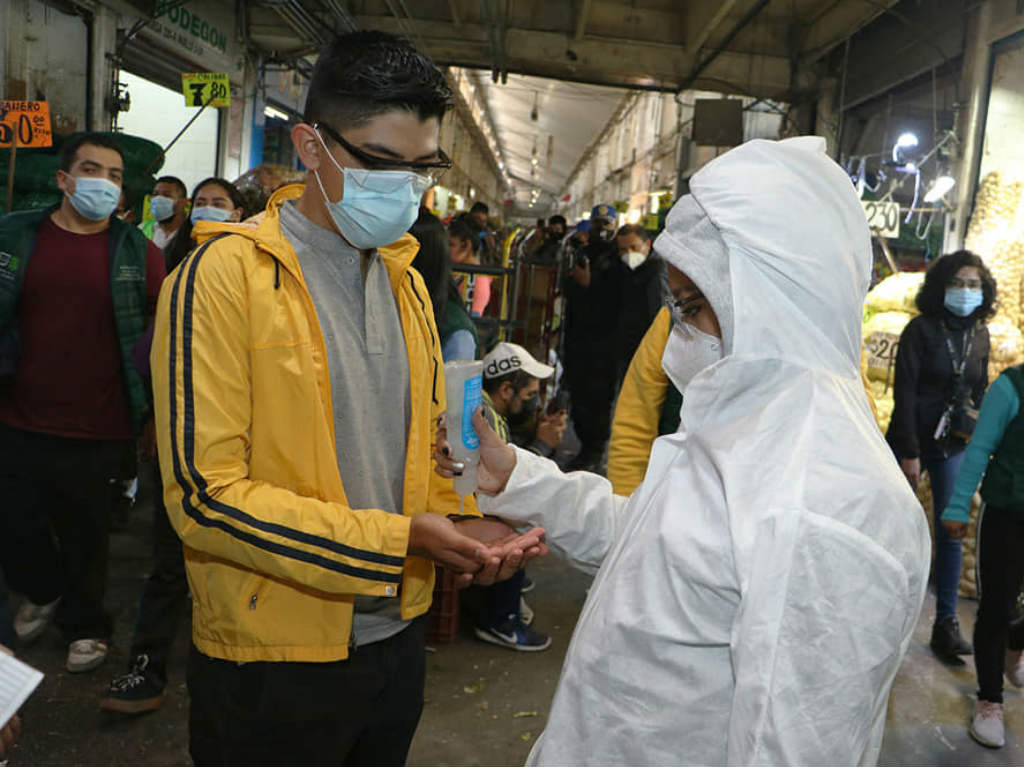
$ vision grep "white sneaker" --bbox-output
[520,597,534,626]
[969,700,1005,748]
[1006,649,1024,688]
[14,598,59,644]
[66,639,108,673]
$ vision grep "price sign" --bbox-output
[181,73,231,108]
[0,101,53,148]
[866,331,900,380]
[861,200,901,239]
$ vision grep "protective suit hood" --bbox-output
[655,136,871,426]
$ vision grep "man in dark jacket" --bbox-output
[562,204,620,472]
[613,223,667,386]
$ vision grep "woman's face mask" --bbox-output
[661,321,724,393]
[944,287,983,317]
[191,205,233,224]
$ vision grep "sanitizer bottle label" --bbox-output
[462,376,482,449]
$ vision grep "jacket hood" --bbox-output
[655,136,871,376]
[192,183,421,289]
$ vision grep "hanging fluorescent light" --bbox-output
[264,105,290,121]
[924,175,956,203]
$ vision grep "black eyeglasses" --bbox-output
[313,122,452,184]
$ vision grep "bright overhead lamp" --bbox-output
[924,175,956,203]
[264,105,289,121]
[895,132,919,149]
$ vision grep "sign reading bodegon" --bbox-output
[155,0,228,54]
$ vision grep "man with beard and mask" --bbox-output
[612,223,666,386]
[139,176,187,252]
[435,137,931,766]
[149,31,546,766]
[475,342,558,651]
[562,203,620,472]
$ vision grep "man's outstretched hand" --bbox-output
[408,514,547,588]
[451,516,547,587]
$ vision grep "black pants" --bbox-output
[188,618,427,767]
[0,423,123,640]
[128,458,189,681]
[974,504,1024,703]
[563,345,617,458]
[476,568,525,629]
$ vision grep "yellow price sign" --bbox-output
[181,73,230,108]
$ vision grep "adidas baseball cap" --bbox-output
[482,342,554,380]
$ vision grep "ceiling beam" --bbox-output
[574,0,593,41]
[352,15,791,96]
[689,0,740,54]
[800,0,899,61]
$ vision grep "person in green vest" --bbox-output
[0,132,166,675]
[138,175,187,252]
[943,362,1024,749]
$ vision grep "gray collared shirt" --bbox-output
[279,201,411,646]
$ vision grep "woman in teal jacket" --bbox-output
[943,363,1024,749]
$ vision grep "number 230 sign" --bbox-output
[861,200,901,239]
[181,73,231,108]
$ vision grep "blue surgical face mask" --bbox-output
[66,176,120,221]
[944,287,983,317]
[191,205,233,224]
[313,129,431,249]
[150,195,176,222]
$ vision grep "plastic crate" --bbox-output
[425,565,460,644]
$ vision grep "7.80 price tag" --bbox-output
[181,73,231,108]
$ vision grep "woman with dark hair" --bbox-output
[163,177,246,272]
[409,210,478,361]
[888,250,995,661]
[448,214,492,318]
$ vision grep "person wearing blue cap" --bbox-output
[562,204,620,472]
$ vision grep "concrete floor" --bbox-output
[3,463,1022,765]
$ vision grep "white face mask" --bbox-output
[621,250,647,270]
[661,321,723,393]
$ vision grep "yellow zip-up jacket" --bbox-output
[607,307,673,496]
[151,185,477,663]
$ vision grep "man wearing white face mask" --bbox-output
[150,31,547,766]
[436,137,931,766]
[612,222,667,387]
[0,133,165,675]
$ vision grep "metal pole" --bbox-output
[5,136,17,214]
[147,90,217,174]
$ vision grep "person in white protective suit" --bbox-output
[434,136,931,766]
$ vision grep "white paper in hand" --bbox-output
[0,651,42,729]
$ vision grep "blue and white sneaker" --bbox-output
[474,614,551,652]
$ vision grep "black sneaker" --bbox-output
[99,654,166,714]
[931,615,973,659]
[474,614,551,652]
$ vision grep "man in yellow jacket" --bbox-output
[151,31,544,767]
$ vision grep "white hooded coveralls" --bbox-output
[478,137,930,767]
